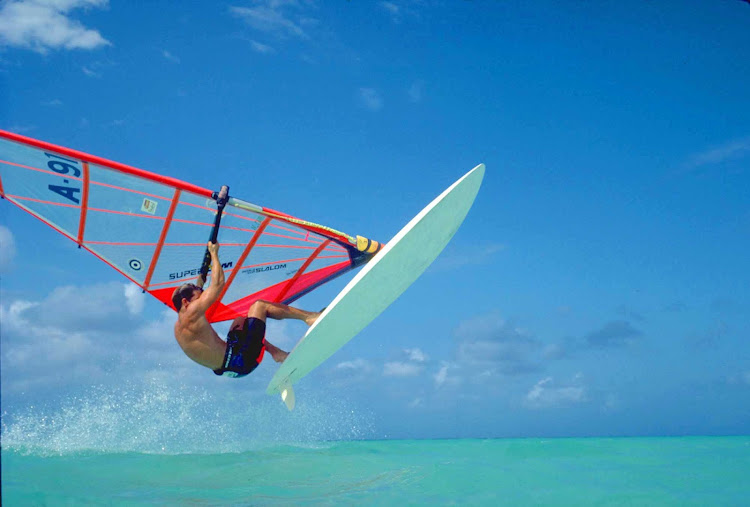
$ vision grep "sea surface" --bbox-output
[3,436,749,505]
[2,382,748,505]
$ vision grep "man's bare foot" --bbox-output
[305,310,322,326]
[271,349,288,363]
[265,342,289,363]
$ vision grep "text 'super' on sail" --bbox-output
[0,129,382,323]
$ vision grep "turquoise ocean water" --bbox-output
[2,383,749,505]
[3,436,749,505]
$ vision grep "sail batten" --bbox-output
[1,129,381,322]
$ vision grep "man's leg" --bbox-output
[229,316,245,333]
[247,300,321,326]
[246,300,321,363]
[264,341,288,363]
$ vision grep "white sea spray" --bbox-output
[1,376,375,456]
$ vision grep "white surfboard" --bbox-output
[267,164,485,409]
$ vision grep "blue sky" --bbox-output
[1,0,749,445]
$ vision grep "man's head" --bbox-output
[172,283,202,312]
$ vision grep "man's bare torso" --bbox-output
[173,310,227,370]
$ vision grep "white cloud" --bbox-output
[408,397,423,408]
[0,0,110,53]
[405,347,427,362]
[132,308,177,347]
[2,299,38,327]
[358,88,383,111]
[249,40,275,54]
[380,1,419,24]
[523,376,587,409]
[685,135,750,170]
[727,371,750,386]
[162,50,180,63]
[453,313,541,375]
[265,320,299,349]
[327,357,375,388]
[379,1,402,24]
[0,282,187,396]
[383,361,422,377]
[229,2,312,40]
[1,298,94,365]
[434,243,505,271]
[583,320,641,349]
[82,65,100,77]
[383,348,430,377]
[18,282,141,331]
[542,343,565,360]
[124,283,145,316]
[379,1,421,24]
[603,394,621,412]
[380,1,399,16]
[0,225,17,271]
[408,80,424,103]
[0,283,195,397]
[433,361,464,389]
[336,358,372,372]
[434,364,448,387]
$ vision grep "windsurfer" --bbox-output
[172,241,321,377]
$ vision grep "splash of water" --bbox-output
[1,377,375,456]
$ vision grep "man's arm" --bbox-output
[190,241,226,314]
[196,273,206,289]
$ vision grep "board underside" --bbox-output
[267,164,485,397]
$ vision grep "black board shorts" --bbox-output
[213,317,267,378]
